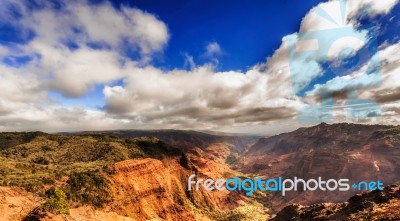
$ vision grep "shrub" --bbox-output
[24,189,69,221]
[40,189,69,214]
[65,170,112,207]
[32,156,50,165]
[42,177,55,185]
[41,146,53,151]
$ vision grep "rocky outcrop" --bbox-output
[272,184,400,221]
[242,123,400,210]
[107,158,197,221]
[0,131,268,221]
[106,152,250,220]
[0,187,42,220]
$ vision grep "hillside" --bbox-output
[272,184,400,221]
[1,124,400,220]
[0,132,269,221]
[242,123,400,210]
[65,129,261,152]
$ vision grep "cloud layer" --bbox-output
[0,0,399,134]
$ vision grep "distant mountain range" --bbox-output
[63,129,262,152]
[242,123,400,210]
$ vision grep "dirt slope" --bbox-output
[0,187,41,220]
[272,184,400,221]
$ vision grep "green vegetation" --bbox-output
[183,173,271,221]
[24,189,70,221]
[65,170,112,207]
[187,198,269,221]
[225,151,240,165]
[40,189,70,214]
[0,131,272,220]
[0,132,173,208]
[31,156,50,165]
[372,126,400,139]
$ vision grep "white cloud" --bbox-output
[0,45,9,58]
[202,42,223,66]
[29,41,127,97]
[102,63,301,131]
[205,42,222,57]
[71,3,169,58]
[80,0,400,132]
[0,64,47,104]
[0,105,130,132]
[19,1,169,57]
[299,39,400,125]
[298,1,371,59]
[0,0,399,134]
[359,42,400,103]
[0,1,172,131]
[307,41,400,99]
[269,0,398,94]
[262,0,399,125]
[1,1,169,98]
[347,0,399,18]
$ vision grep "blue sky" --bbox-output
[45,0,325,109]
[110,0,326,71]
[0,0,327,71]
[0,0,399,133]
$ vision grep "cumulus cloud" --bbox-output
[0,105,131,132]
[277,0,399,95]
[72,3,169,57]
[25,42,125,97]
[271,0,397,90]
[201,42,223,66]
[1,0,169,97]
[306,40,400,100]
[360,42,400,103]
[300,38,400,125]
[282,0,384,94]
[0,0,301,134]
[264,0,399,124]
[347,0,399,18]
[0,0,399,134]
[19,1,169,56]
[102,64,300,127]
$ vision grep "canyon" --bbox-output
[0,123,399,220]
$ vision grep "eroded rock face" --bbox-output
[107,154,249,221]
[242,123,400,210]
[272,184,400,221]
[107,158,197,221]
[0,187,41,220]
[43,206,136,221]
[0,130,266,221]
[16,154,252,221]
[40,144,250,221]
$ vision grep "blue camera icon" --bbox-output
[286,24,382,123]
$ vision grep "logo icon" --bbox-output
[286,0,382,123]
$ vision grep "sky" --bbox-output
[0,0,399,135]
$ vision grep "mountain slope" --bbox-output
[242,123,400,210]
[66,129,261,152]
[272,184,400,221]
[0,132,269,221]
[1,124,400,220]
